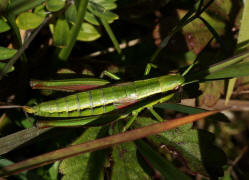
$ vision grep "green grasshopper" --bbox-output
[2,66,191,131]
[25,74,183,117]
[22,74,184,130]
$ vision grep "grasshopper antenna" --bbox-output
[0,105,34,124]
[0,105,33,113]
[0,105,24,109]
[181,62,196,77]
[181,37,214,77]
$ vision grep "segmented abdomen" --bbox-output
[33,77,163,117]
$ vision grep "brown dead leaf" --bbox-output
[199,81,224,107]
[177,9,225,54]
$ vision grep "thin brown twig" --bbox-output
[181,98,249,111]
[228,145,248,171]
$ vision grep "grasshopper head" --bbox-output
[159,74,184,92]
[23,106,36,114]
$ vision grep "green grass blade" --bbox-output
[0,127,52,155]
[225,0,249,104]
[100,17,121,55]
[201,61,249,80]
[225,78,236,105]
[186,49,249,83]
[155,103,206,114]
[155,103,229,123]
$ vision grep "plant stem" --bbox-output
[100,17,121,55]
[58,0,89,61]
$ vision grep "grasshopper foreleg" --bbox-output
[100,70,120,80]
[144,63,158,76]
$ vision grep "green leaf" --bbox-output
[65,4,100,26]
[34,4,48,17]
[0,157,13,167]
[65,4,100,27]
[206,0,232,21]
[0,47,17,60]
[0,17,10,33]
[220,171,232,180]
[111,122,150,180]
[85,11,100,25]
[16,12,45,30]
[91,0,117,10]
[88,2,118,24]
[98,10,118,24]
[0,62,14,73]
[60,127,109,180]
[136,140,191,180]
[53,18,70,47]
[65,4,77,24]
[48,161,59,180]
[136,117,227,177]
[112,142,150,180]
[46,0,66,12]
[77,22,101,41]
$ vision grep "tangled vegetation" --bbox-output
[1,0,249,179]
